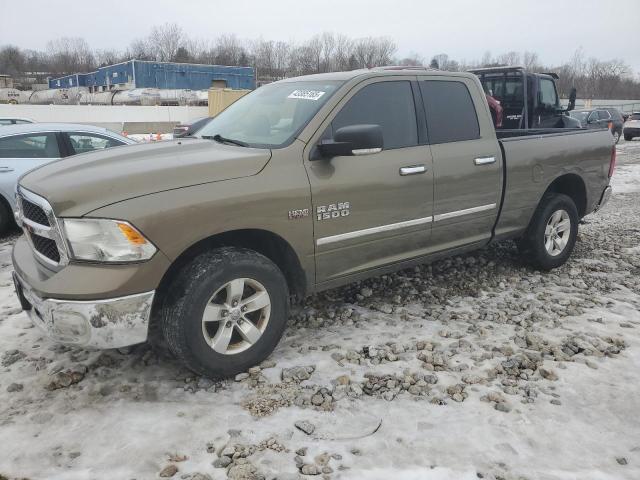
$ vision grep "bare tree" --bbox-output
[46,37,94,74]
[148,23,184,62]
[523,51,541,71]
[95,49,124,67]
[4,27,640,99]
[0,45,26,76]
[127,38,153,61]
[496,51,520,66]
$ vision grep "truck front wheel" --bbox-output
[516,193,579,271]
[159,247,289,378]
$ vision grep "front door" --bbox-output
[304,77,435,283]
[417,77,502,251]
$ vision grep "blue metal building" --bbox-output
[49,60,255,91]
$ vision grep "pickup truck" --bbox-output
[11,68,615,378]
[470,66,581,130]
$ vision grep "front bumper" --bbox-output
[13,271,154,349]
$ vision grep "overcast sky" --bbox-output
[2,0,639,74]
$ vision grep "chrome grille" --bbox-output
[17,187,68,268]
[21,197,50,226]
[30,234,61,263]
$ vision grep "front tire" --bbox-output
[517,193,579,271]
[613,131,620,144]
[0,200,14,236]
[159,247,289,378]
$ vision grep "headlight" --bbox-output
[61,218,157,262]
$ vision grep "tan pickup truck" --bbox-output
[12,68,615,378]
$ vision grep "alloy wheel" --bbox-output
[544,210,571,256]
[201,277,271,354]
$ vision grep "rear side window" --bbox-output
[420,80,480,144]
[0,133,60,159]
[597,110,611,120]
[67,132,125,154]
[332,81,418,150]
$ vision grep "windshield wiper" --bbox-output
[202,134,249,147]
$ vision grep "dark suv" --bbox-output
[569,108,624,143]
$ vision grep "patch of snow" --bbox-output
[0,161,639,479]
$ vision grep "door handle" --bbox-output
[474,156,496,166]
[399,165,426,176]
[0,167,14,173]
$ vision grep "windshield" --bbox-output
[569,111,589,124]
[196,81,343,148]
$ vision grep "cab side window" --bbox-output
[420,80,480,144]
[0,133,60,159]
[539,78,558,107]
[332,81,418,150]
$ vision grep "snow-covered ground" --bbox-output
[0,141,639,480]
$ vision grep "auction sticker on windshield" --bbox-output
[288,90,326,100]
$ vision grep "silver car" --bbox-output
[0,123,135,234]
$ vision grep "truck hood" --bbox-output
[19,139,272,216]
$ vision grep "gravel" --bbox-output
[0,141,639,479]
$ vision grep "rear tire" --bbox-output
[0,200,14,236]
[613,131,620,144]
[159,247,289,378]
[517,193,579,271]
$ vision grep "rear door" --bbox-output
[0,131,63,208]
[63,131,128,154]
[304,77,435,282]
[417,76,502,251]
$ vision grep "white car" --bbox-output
[0,123,136,234]
[0,117,34,126]
[623,112,640,141]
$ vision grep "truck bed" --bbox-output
[493,128,613,241]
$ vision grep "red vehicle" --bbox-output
[486,94,503,128]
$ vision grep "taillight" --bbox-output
[609,145,616,178]
[608,121,613,131]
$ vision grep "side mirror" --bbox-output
[317,124,383,159]
[568,88,577,111]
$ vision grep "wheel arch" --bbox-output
[154,228,307,306]
[542,173,587,218]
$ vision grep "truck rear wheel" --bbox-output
[159,247,289,378]
[517,193,579,271]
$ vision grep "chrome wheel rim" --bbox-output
[201,278,271,355]
[544,209,571,256]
